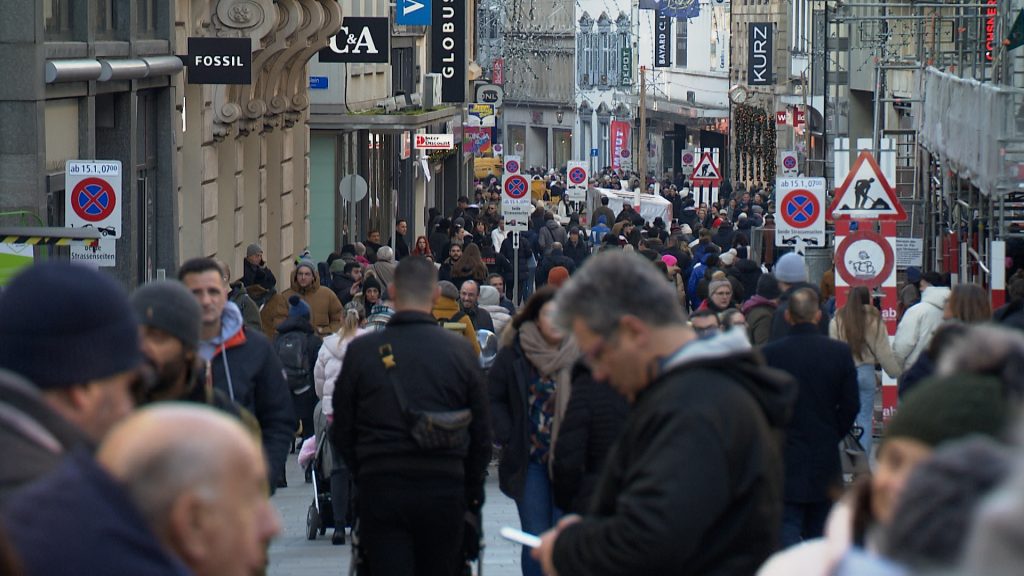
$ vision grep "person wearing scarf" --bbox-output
[489,287,580,576]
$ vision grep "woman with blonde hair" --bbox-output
[314,307,367,545]
[829,286,902,457]
[944,283,992,324]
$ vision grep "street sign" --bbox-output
[339,174,369,203]
[414,133,454,150]
[835,227,895,287]
[504,156,521,175]
[503,203,531,233]
[503,174,530,201]
[775,177,826,248]
[566,161,588,202]
[590,148,599,158]
[309,76,329,89]
[66,160,122,238]
[828,150,907,221]
[691,151,721,186]
[680,150,696,175]
[780,150,799,177]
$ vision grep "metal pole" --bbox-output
[639,66,647,183]
[512,231,520,305]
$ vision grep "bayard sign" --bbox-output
[654,11,672,68]
[320,17,390,63]
[748,23,773,86]
[431,0,466,102]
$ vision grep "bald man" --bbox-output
[2,405,281,576]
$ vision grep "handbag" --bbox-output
[840,426,870,485]
[378,344,472,451]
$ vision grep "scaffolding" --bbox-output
[823,0,1024,284]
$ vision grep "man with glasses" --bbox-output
[0,263,147,506]
[688,309,721,339]
[532,252,797,575]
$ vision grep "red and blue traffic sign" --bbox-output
[504,174,529,199]
[568,166,587,185]
[783,155,798,170]
[781,189,819,230]
[505,159,520,174]
[71,178,117,222]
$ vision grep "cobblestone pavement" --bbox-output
[268,454,523,576]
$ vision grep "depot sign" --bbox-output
[185,38,252,84]
[431,0,466,102]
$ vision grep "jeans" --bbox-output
[515,461,563,576]
[855,364,877,458]
[357,475,465,576]
[781,501,832,548]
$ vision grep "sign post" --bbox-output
[67,160,122,267]
[691,149,722,206]
[566,161,588,206]
[775,177,825,248]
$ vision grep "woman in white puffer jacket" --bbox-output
[313,307,367,545]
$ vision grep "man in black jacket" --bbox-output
[533,252,796,576]
[179,258,294,492]
[562,227,590,269]
[332,256,491,575]
[536,243,576,289]
[762,288,859,546]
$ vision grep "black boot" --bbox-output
[331,528,346,546]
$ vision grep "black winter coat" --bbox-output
[275,317,323,395]
[488,337,534,499]
[551,351,796,576]
[331,272,357,305]
[762,324,859,502]
[562,238,590,269]
[551,365,628,513]
[536,250,576,288]
[729,259,763,304]
[211,326,295,490]
[332,312,491,488]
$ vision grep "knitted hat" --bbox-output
[922,271,944,287]
[906,266,922,283]
[131,280,202,350]
[0,263,141,389]
[479,285,500,307]
[547,266,571,288]
[756,274,783,300]
[679,224,692,235]
[709,279,732,296]
[362,276,382,295]
[287,295,311,319]
[246,243,263,258]
[884,374,1010,449]
[774,253,808,284]
[719,249,738,266]
[329,259,347,274]
[295,259,317,282]
[661,254,678,268]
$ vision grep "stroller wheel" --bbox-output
[306,504,320,541]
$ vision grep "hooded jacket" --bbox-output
[478,286,512,336]
[538,219,568,254]
[229,282,263,334]
[893,286,951,370]
[261,267,344,339]
[202,302,294,490]
[0,370,91,506]
[742,295,778,347]
[314,328,369,417]
[432,296,482,355]
[729,258,763,303]
[551,328,797,575]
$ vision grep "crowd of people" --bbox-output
[2,180,1024,576]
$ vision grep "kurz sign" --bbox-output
[748,23,773,86]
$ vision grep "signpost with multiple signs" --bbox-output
[66,160,122,267]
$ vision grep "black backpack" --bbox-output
[275,331,311,393]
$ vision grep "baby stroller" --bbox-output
[305,404,335,540]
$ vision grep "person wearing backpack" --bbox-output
[275,295,323,453]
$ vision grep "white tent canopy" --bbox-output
[586,187,672,226]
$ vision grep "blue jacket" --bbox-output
[3,452,192,576]
[762,323,859,503]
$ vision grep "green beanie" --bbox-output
[886,374,1010,448]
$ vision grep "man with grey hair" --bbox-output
[333,256,491,574]
[532,252,796,575]
[3,404,281,575]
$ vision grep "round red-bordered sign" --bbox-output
[836,229,895,287]
[505,159,520,174]
[71,177,117,223]
[783,155,798,170]
[504,174,529,199]
[781,189,820,230]
[568,166,587,185]
[682,151,695,165]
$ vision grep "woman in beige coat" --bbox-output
[829,286,902,458]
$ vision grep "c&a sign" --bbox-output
[319,17,390,63]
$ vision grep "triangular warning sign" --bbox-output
[691,152,721,185]
[828,150,907,221]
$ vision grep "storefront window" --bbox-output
[44,0,75,41]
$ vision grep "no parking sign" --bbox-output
[566,161,588,201]
[65,160,122,238]
[774,177,825,247]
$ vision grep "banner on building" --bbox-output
[654,11,672,67]
[320,18,390,63]
[748,23,773,85]
[466,104,496,156]
[431,0,466,102]
[610,121,632,171]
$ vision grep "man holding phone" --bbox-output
[531,252,796,575]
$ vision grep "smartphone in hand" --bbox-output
[500,526,542,548]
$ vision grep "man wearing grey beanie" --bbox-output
[768,253,830,342]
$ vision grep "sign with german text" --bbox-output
[185,38,252,84]
[654,11,672,68]
[748,23,773,86]
[431,0,466,102]
[319,18,390,63]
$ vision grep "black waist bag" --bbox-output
[379,343,472,451]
